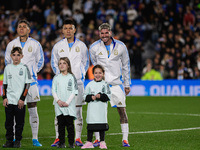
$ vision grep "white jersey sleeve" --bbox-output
[121,44,131,87]
[5,42,13,65]
[35,42,44,73]
[81,43,89,74]
[51,45,60,75]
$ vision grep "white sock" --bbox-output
[75,107,83,139]
[121,123,129,141]
[94,132,100,141]
[54,117,59,139]
[28,107,39,140]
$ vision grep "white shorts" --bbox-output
[25,84,40,103]
[110,85,126,107]
[76,84,86,106]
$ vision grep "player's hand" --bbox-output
[18,100,24,109]
[95,94,101,99]
[92,96,96,100]
[125,87,130,95]
[3,99,8,107]
[62,102,69,107]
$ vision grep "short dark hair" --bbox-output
[17,19,31,29]
[11,47,23,55]
[63,19,76,28]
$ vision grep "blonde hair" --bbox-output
[98,23,111,31]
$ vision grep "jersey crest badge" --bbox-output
[102,85,105,93]
[114,49,118,55]
[8,74,12,79]
[28,46,32,52]
[67,79,72,91]
[19,68,23,76]
[98,52,103,55]
[59,49,64,53]
[75,47,80,52]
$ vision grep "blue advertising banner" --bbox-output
[36,79,200,96]
[1,80,199,96]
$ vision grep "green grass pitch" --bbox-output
[0,96,200,150]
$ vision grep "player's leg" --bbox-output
[51,117,59,147]
[27,102,42,146]
[75,84,84,146]
[110,85,130,147]
[117,107,130,147]
[26,84,42,146]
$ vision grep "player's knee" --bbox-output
[28,107,38,117]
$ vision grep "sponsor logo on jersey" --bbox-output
[59,49,64,53]
[34,96,39,100]
[98,52,103,55]
[28,46,32,52]
[75,47,80,52]
[118,102,122,105]
[19,68,23,76]
[114,49,118,55]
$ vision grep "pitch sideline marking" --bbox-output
[128,112,200,117]
[0,127,198,140]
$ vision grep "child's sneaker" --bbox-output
[3,141,13,148]
[93,139,100,147]
[75,138,83,146]
[100,141,107,149]
[13,140,21,148]
[81,141,94,149]
[57,143,66,148]
[32,139,42,147]
[122,140,130,147]
[51,138,59,147]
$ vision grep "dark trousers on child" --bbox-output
[87,130,105,142]
[57,114,75,146]
[5,104,26,141]
[87,123,109,142]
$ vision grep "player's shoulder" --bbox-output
[53,39,65,49]
[90,40,101,49]
[29,37,41,44]
[7,37,18,45]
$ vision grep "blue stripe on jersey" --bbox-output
[51,47,57,74]
[38,44,44,70]
[85,49,89,72]
[89,40,101,65]
[105,45,110,58]
[20,42,25,48]
[30,38,44,70]
[119,84,125,93]
[32,67,37,82]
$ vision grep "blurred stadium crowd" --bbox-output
[1,0,200,80]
